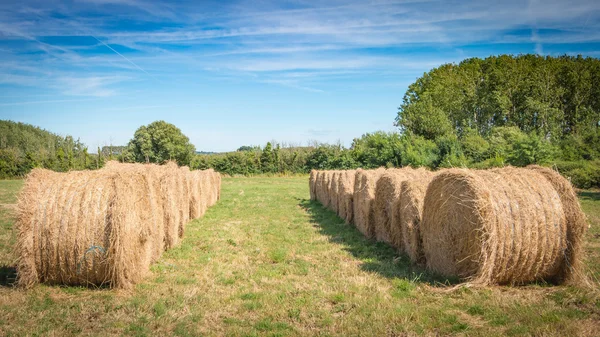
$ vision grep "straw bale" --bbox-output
[373,168,431,245]
[329,171,341,213]
[337,170,356,224]
[309,170,317,200]
[399,176,434,264]
[15,168,158,289]
[528,165,588,284]
[421,167,573,285]
[353,168,385,238]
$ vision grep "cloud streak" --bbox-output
[0,0,599,96]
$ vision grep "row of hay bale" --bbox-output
[15,161,221,289]
[309,166,587,285]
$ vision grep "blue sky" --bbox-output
[1,0,599,152]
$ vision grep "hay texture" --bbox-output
[337,170,356,224]
[329,171,341,214]
[309,170,317,201]
[316,170,331,208]
[353,168,385,238]
[102,161,165,260]
[373,168,431,245]
[15,168,160,289]
[399,176,434,264]
[528,165,588,284]
[188,170,206,219]
[421,167,580,285]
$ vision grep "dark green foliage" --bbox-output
[553,161,600,189]
[127,121,195,166]
[0,120,96,178]
[397,55,600,141]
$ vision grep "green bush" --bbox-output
[553,161,600,189]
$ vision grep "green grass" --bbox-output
[0,177,599,336]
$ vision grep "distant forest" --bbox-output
[1,55,599,188]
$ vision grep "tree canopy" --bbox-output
[127,121,196,166]
[396,54,600,141]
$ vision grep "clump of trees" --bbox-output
[392,54,600,188]
[0,120,99,178]
[125,121,196,166]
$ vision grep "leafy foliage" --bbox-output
[126,121,196,166]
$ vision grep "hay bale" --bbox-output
[329,171,341,213]
[353,168,385,238]
[421,167,577,285]
[205,169,218,207]
[317,170,331,208]
[177,165,191,238]
[214,171,222,201]
[528,165,588,284]
[15,168,160,289]
[373,168,430,245]
[188,170,205,219]
[399,176,434,264]
[309,170,317,200]
[102,161,165,259]
[337,170,356,224]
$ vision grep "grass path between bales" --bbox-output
[0,177,599,336]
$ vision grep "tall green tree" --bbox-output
[127,121,196,166]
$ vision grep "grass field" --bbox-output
[0,177,599,336]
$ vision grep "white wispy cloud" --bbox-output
[0,0,599,96]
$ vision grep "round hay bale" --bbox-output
[528,165,588,284]
[159,162,184,249]
[15,168,159,289]
[188,170,205,219]
[177,165,191,237]
[353,168,385,238]
[309,170,317,200]
[337,170,356,224]
[205,168,218,207]
[102,162,168,256]
[214,171,222,201]
[399,176,434,264]
[421,167,571,285]
[329,171,341,213]
[373,168,430,245]
[318,170,332,208]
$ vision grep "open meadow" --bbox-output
[0,177,599,336]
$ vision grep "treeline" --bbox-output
[0,120,107,178]
[191,131,600,188]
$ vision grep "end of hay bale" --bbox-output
[422,168,572,285]
[527,165,588,285]
[399,177,433,264]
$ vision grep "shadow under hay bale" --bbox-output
[421,167,586,285]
